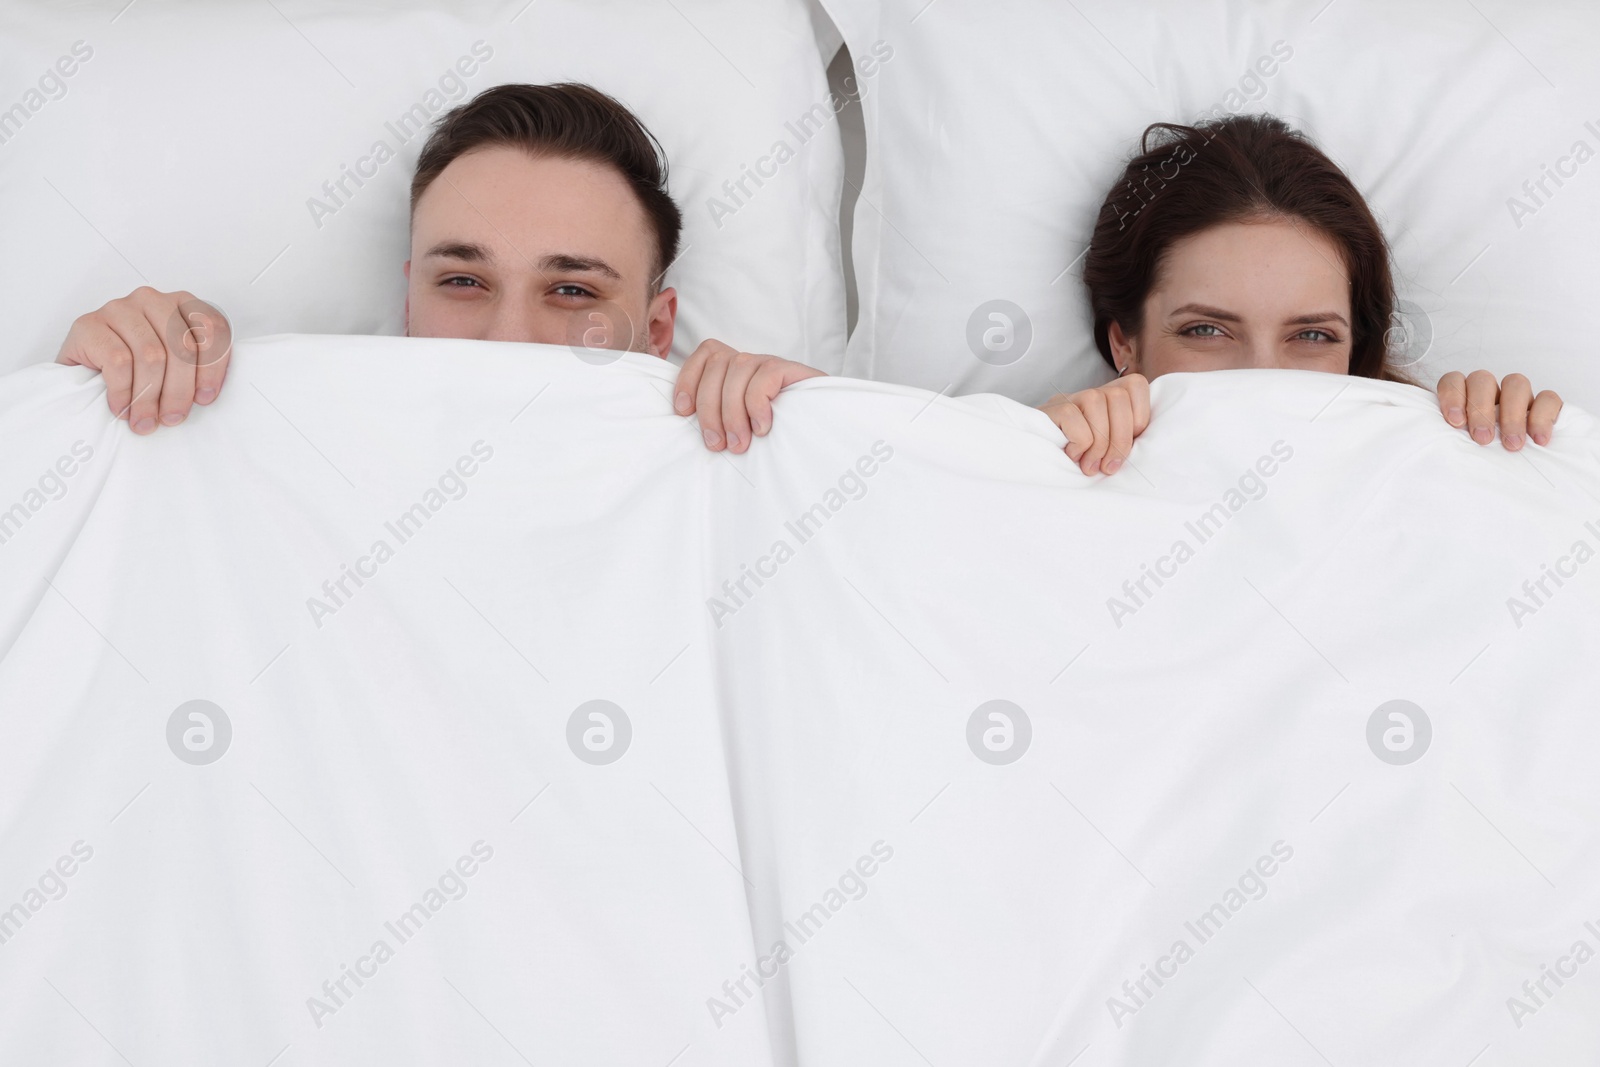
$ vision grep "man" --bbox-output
[53,83,822,455]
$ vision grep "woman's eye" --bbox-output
[1295,329,1337,343]
[1183,323,1224,338]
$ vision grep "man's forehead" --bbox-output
[419,150,643,235]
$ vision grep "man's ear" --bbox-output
[645,287,677,359]
[1108,320,1138,375]
[402,260,411,337]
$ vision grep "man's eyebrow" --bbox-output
[540,253,622,280]
[423,241,493,262]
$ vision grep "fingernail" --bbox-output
[726,431,740,450]
[161,412,185,426]
[195,387,216,403]
[1103,456,1121,473]
[1472,427,1492,443]
[675,391,691,414]
[1085,458,1100,475]
[753,417,769,436]
[134,417,155,433]
[1503,433,1523,450]
[702,427,721,448]
[1447,407,1464,425]
[1534,432,1550,446]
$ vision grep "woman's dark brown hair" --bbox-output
[1082,113,1418,384]
[411,83,682,290]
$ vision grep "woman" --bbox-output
[1041,114,1563,475]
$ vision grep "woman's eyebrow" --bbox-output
[1170,303,1242,321]
[1284,311,1350,327]
[1169,303,1350,328]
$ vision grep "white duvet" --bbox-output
[0,335,1597,1066]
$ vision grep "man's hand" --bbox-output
[56,287,232,434]
[1436,370,1562,451]
[1038,373,1152,476]
[672,339,826,453]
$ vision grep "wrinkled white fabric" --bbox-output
[1,335,1597,1066]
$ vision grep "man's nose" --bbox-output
[482,300,544,344]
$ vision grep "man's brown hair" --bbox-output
[410,82,683,290]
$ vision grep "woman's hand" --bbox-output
[1436,371,1562,450]
[673,339,826,454]
[1038,373,1151,476]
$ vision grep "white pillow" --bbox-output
[821,0,1600,411]
[0,0,847,373]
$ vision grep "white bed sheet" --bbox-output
[0,336,1597,1065]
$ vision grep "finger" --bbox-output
[1529,390,1563,446]
[187,298,233,405]
[1464,369,1500,445]
[1041,398,1093,464]
[1101,389,1134,474]
[720,353,765,454]
[674,340,721,416]
[746,359,824,438]
[1435,371,1467,428]
[1495,373,1532,451]
[152,297,197,427]
[1121,373,1152,436]
[102,300,170,434]
[744,360,785,440]
[1074,389,1111,475]
[694,347,732,450]
[60,314,136,419]
[774,361,827,387]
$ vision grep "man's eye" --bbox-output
[441,276,482,289]
[552,284,594,298]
